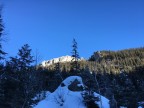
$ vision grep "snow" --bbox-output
[119,106,127,108]
[32,91,51,101]
[33,76,110,108]
[41,55,85,67]
[94,92,110,108]
[138,101,144,108]
[62,76,83,86]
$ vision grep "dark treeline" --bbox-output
[0,6,144,108]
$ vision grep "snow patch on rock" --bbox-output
[33,76,110,108]
[41,55,84,67]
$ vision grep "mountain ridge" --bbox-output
[41,55,85,67]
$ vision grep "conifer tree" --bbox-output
[55,62,63,81]
[0,7,6,61]
[0,7,6,107]
[71,38,80,72]
[18,44,34,70]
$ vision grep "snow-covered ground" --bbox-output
[33,76,110,108]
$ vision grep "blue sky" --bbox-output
[1,0,144,62]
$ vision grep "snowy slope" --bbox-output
[33,76,110,108]
[41,55,84,67]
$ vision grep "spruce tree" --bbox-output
[0,7,6,61]
[17,44,34,71]
[54,62,63,81]
[71,38,80,72]
[0,7,7,107]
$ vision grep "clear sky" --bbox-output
[0,0,144,62]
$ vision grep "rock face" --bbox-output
[41,55,84,67]
[68,79,84,91]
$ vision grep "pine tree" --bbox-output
[0,7,6,61]
[54,62,63,81]
[18,44,34,71]
[71,38,80,72]
[0,7,7,107]
[7,56,19,72]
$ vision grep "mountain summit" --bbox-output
[41,55,84,67]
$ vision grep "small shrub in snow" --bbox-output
[53,89,65,107]
[86,100,99,108]
[82,90,99,108]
